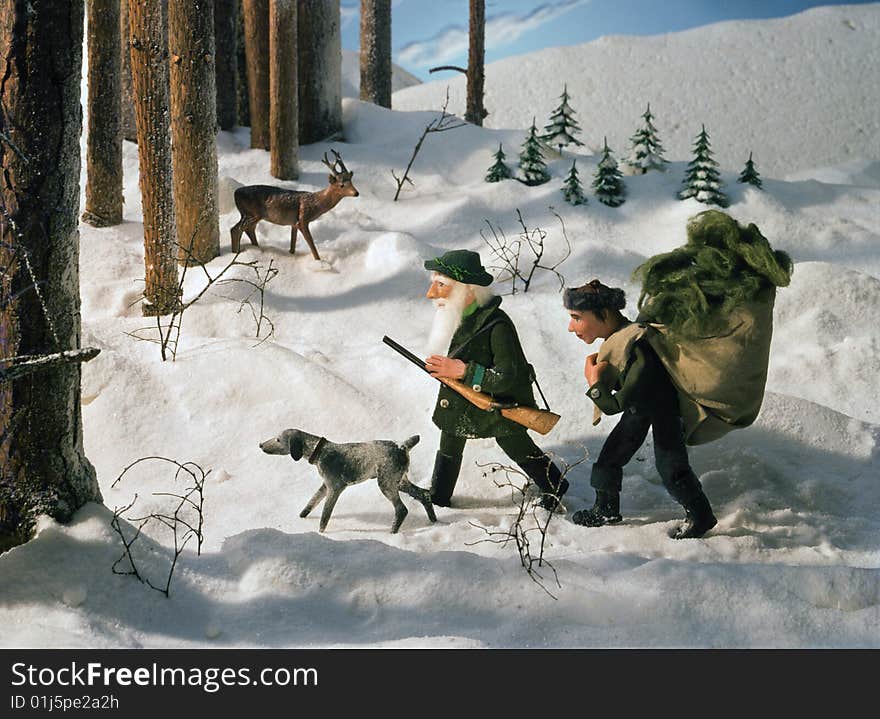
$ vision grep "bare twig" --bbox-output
[466,449,588,599]
[391,88,466,201]
[110,456,208,597]
[127,234,278,360]
[480,208,571,294]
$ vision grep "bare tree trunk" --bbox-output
[129,0,179,314]
[466,0,486,126]
[83,0,123,227]
[270,0,298,179]
[236,0,250,127]
[298,0,342,144]
[359,0,391,108]
[215,0,239,130]
[242,0,270,149]
[0,0,101,551]
[119,0,138,142]
[169,0,220,265]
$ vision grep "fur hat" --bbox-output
[563,280,626,312]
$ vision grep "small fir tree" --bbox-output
[679,125,729,207]
[519,118,551,186]
[562,160,588,205]
[485,142,513,182]
[541,84,584,152]
[592,138,626,207]
[737,151,763,189]
[626,103,667,174]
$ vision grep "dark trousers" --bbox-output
[440,429,546,467]
[591,408,698,503]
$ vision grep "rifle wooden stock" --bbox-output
[382,335,560,435]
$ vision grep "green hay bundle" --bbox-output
[634,210,792,337]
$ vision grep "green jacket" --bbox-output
[587,321,679,418]
[432,296,537,438]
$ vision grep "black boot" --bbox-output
[571,490,622,527]
[670,489,717,539]
[665,470,717,539]
[517,456,569,511]
[430,452,462,507]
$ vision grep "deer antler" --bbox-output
[330,149,348,174]
[321,150,349,175]
[321,152,337,174]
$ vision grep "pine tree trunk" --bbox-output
[129,0,179,314]
[169,0,220,265]
[83,0,123,227]
[465,0,486,126]
[242,0,270,149]
[297,0,342,144]
[359,0,391,108]
[120,0,168,144]
[119,0,138,142]
[270,0,298,180]
[236,0,251,127]
[0,0,101,551]
[215,0,239,130]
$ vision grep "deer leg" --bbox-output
[244,219,259,247]
[230,216,245,253]
[290,225,298,255]
[300,223,322,261]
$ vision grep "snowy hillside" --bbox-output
[394,3,880,179]
[340,49,422,98]
[1,7,879,649]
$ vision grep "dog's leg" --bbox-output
[318,487,343,532]
[377,473,409,533]
[400,478,437,523]
[300,484,328,518]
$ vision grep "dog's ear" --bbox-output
[289,431,304,461]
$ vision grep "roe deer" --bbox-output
[230,149,359,260]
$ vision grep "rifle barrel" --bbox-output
[382,336,429,374]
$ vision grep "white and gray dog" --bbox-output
[260,429,437,533]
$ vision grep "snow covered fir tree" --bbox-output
[562,160,588,205]
[679,125,729,207]
[738,151,763,189]
[626,103,668,174]
[541,84,584,153]
[485,142,513,182]
[519,118,551,186]
[592,138,626,207]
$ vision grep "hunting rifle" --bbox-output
[382,336,560,435]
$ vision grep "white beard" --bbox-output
[426,281,471,355]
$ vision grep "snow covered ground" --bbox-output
[1,4,878,648]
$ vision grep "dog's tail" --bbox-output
[400,435,420,451]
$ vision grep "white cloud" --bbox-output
[397,0,589,68]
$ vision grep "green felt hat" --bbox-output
[424,249,494,286]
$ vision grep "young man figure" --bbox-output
[564,279,717,539]
[423,249,567,510]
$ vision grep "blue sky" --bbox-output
[340,0,877,80]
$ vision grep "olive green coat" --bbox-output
[432,296,537,438]
[591,288,776,445]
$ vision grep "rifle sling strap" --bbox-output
[448,319,552,412]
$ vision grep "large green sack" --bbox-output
[632,211,792,446]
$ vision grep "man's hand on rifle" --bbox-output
[425,355,467,380]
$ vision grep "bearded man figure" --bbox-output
[422,249,567,510]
